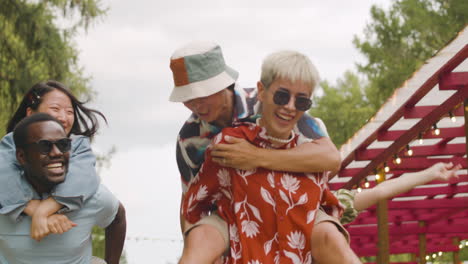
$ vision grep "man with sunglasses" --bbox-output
[0,113,126,264]
[170,42,358,263]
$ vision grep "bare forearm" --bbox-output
[23,200,41,216]
[33,197,63,217]
[258,138,341,173]
[105,202,127,264]
[354,169,436,211]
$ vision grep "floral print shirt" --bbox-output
[182,122,343,264]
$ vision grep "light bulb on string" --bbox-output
[418,133,424,144]
[393,154,401,165]
[384,163,390,173]
[357,187,362,193]
[364,178,370,188]
[406,145,413,156]
[433,123,440,136]
[449,111,457,123]
[374,170,380,181]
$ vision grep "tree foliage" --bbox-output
[0,0,106,134]
[354,0,468,109]
[311,72,374,148]
[0,0,121,261]
[92,226,128,264]
[312,0,468,148]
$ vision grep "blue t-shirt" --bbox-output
[0,184,118,264]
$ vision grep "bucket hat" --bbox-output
[169,41,239,102]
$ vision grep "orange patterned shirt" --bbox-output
[182,122,343,264]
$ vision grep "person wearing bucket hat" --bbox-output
[170,43,349,263]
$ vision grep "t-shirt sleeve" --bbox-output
[295,113,329,140]
[0,133,34,222]
[52,135,100,213]
[92,185,120,228]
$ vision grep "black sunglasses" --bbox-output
[24,138,72,154]
[273,89,312,111]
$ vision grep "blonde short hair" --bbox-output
[260,50,320,95]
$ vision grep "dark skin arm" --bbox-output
[211,136,341,172]
[105,202,127,264]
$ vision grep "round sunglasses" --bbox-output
[24,138,72,154]
[273,89,312,111]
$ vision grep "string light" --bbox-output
[425,256,430,261]
[418,133,424,144]
[433,123,440,136]
[375,173,380,181]
[438,252,442,257]
[432,253,437,258]
[364,178,370,188]
[384,163,390,173]
[357,187,362,193]
[393,154,401,165]
[449,111,457,122]
[406,145,413,156]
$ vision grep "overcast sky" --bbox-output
[75,0,391,262]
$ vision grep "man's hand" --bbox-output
[47,214,77,234]
[211,135,260,170]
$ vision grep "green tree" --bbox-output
[311,71,374,148]
[353,0,468,109]
[92,226,128,264]
[0,0,124,261]
[0,0,106,133]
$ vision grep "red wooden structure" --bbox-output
[330,26,468,263]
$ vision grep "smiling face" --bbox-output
[183,88,233,127]
[257,78,312,140]
[18,121,70,192]
[28,89,75,135]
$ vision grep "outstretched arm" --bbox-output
[211,136,341,173]
[105,202,127,264]
[354,162,461,211]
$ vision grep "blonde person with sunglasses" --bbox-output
[170,43,355,264]
[180,50,354,263]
